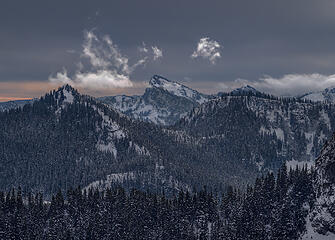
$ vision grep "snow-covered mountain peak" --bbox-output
[324,87,335,94]
[300,87,335,103]
[54,84,78,105]
[99,75,213,125]
[230,85,259,95]
[149,75,173,87]
[149,75,209,104]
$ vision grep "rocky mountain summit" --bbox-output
[99,75,213,125]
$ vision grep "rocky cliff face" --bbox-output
[302,134,335,239]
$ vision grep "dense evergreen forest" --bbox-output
[0,164,314,240]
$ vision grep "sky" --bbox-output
[1,0,335,101]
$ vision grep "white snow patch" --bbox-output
[255,160,264,171]
[84,172,135,191]
[92,106,126,157]
[267,110,276,122]
[321,110,331,130]
[207,222,213,240]
[97,108,126,139]
[155,162,165,170]
[259,126,284,141]
[319,131,327,144]
[259,126,271,135]
[286,159,314,170]
[130,141,150,156]
[301,212,335,240]
[96,142,117,157]
[274,128,284,141]
[305,132,315,156]
[150,76,208,104]
[63,89,74,103]
[302,92,325,102]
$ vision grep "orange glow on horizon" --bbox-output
[0,81,147,102]
[0,97,33,102]
[0,80,218,102]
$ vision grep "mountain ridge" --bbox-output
[99,75,214,125]
[300,87,335,103]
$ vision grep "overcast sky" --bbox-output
[1,0,335,101]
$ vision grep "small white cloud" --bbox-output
[138,42,148,53]
[191,37,221,64]
[139,43,163,61]
[219,73,335,96]
[82,31,110,69]
[49,69,72,85]
[152,46,163,60]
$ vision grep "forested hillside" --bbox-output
[2,85,335,198]
[177,93,335,170]
[0,164,315,239]
[0,85,260,196]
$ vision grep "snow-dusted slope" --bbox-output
[179,95,335,170]
[99,75,213,125]
[301,134,335,239]
[230,85,260,95]
[300,87,335,103]
[54,85,152,159]
[149,75,209,104]
[0,99,33,111]
[1,84,203,195]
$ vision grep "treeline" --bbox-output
[0,164,314,240]
[219,89,319,104]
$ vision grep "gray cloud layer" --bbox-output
[219,74,335,96]
[1,0,335,96]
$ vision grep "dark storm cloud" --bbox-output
[1,0,335,97]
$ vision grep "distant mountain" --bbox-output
[176,94,335,171]
[302,133,335,239]
[149,75,209,104]
[0,99,32,111]
[99,75,213,125]
[230,85,260,95]
[300,87,335,103]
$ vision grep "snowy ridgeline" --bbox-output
[83,165,192,194]
[183,95,334,169]
[99,75,212,125]
[149,75,209,104]
[83,172,136,191]
[301,87,335,103]
[55,87,149,159]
